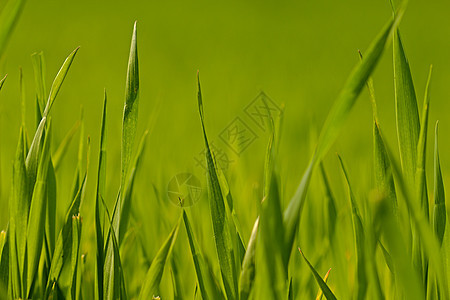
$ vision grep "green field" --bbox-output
[0,0,449,299]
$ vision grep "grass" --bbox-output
[0,0,449,299]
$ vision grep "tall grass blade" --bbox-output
[433,121,446,246]
[31,51,47,115]
[197,72,238,300]
[316,268,331,300]
[239,217,258,300]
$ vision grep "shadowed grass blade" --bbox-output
[299,249,337,300]
[316,269,331,300]
[139,217,181,298]
[0,0,27,60]
[433,121,446,246]
[197,72,238,300]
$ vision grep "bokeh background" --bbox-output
[0,0,449,297]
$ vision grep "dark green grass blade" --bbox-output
[0,0,27,60]
[316,269,331,300]
[337,155,367,300]
[0,229,9,295]
[0,74,7,90]
[299,249,337,300]
[282,6,405,261]
[139,217,181,298]
[42,47,80,118]
[319,163,337,243]
[94,91,107,300]
[433,121,446,246]
[26,123,51,297]
[69,214,81,300]
[197,73,238,300]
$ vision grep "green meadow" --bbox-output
[0,0,449,299]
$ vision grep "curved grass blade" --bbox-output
[298,248,337,300]
[25,116,47,188]
[26,123,51,297]
[337,155,367,300]
[139,217,181,299]
[42,47,80,118]
[197,72,238,300]
[0,0,27,60]
[239,217,259,300]
[283,5,405,260]
[433,121,446,246]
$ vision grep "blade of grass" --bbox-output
[139,217,181,298]
[31,51,47,116]
[433,121,446,246]
[316,269,331,300]
[239,217,258,300]
[337,155,367,300]
[197,72,238,300]
[299,248,337,300]
[283,5,405,261]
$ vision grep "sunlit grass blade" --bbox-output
[139,217,181,299]
[0,229,9,295]
[316,268,331,300]
[283,5,405,260]
[26,122,51,297]
[337,155,367,300]
[298,248,337,300]
[197,72,238,300]
[68,214,82,300]
[433,121,446,246]
[0,0,27,60]
[183,210,225,300]
[42,47,80,118]
[415,65,433,218]
[0,74,7,90]
[239,217,258,300]
[53,120,81,170]
[25,116,47,188]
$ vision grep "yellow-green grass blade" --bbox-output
[19,67,25,125]
[45,175,86,297]
[139,217,181,299]
[197,72,238,300]
[183,210,226,300]
[316,268,331,300]
[0,0,27,60]
[415,65,433,219]
[433,121,446,246]
[299,249,337,300]
[319,163,337,243]
[68,214,82,300]
[42,47,79,118]
[94,91,107,300]
[31,51,47,116]
[0,74,7,90]
[383,131,449,299]
[53,120,81,171]
[25,116,47,190]
[239,217,258,300]
[283,5,405,261]
[0,229,9,294]
[337,155,367,300]
[26,122,51,297]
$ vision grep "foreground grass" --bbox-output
[0,0,448,299]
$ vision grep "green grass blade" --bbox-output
[337,155,367,300]
[42,47,80,118]
[282,6,405,257]
[25,116,47,188]
[0,74,7,90]
[433,121,446,246]
[0,229,9,295]
[239,217,258,300]
[26,123,51,297]
[316,268,331,300]
[53,120,81,170]
[415,65,433,218]
[299,248,337,300]
[197,72,238,300]
[183,210,225,300]
[139,217,181,299]
[319,163,337,243]
[31,51,47,115]
[0,0,27,60]
[94,91,107,300]
[393,30,420,184]
[19,67,25,125]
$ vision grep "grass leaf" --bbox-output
[433,121,446,246]
[0,0,27,60]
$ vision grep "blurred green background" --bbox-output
[0,0,449,296]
